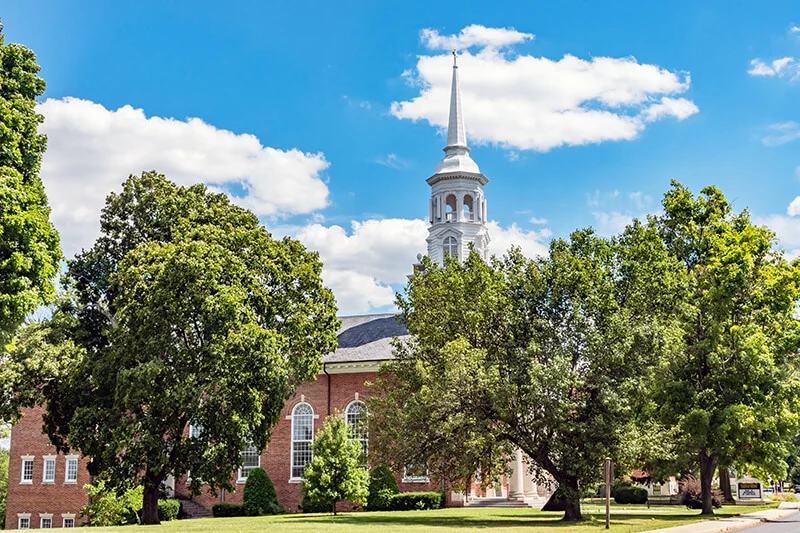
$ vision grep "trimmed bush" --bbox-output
[301,492,331,513]
[157,499,180,521]
[389,491,445,511]
[211,503,245,517]
[677,477,722,509]
[366,466,400,511]
[243,468,283,515]
[613,486,648,504]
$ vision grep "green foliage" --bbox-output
[0,23,61,352]
[0,447,8,529]
[211,503,245,517]
[366,466,400,511]
[301,492,330,513]
[614,486,648,504]
[610,480,632,498]
[243,467,282,515]
[302,413,370,515]
[654,181,800,513]
[4,172,339,524]
[80,480,143,526]
[388,491,445,511]
[370,225,683,521]
[677,477,722,509]
[157,499,180,521]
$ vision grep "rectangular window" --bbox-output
[18,516,30,529]
[403,464,429,483]
[238,447,260,482]
[42,457,55,483]
[63,517,75,528]
[40,517,52,529]
[65,457,78,483]
[189,424,203,439]
[21,457,33,483]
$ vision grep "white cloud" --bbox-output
[589,189,654,236]
[38,97,330,257]
[288,217,551,314]
[529,216,548,225]
[747,57,798,77]
[792,25,800,34]
[421,25,533,51]
[762,121,800,147]
[757,214,800,249]
[788,196,800,216]
[375,153,409,169]
[392,26,697,152]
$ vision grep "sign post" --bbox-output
[604,457,612,529]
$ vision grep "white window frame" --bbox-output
[403,464,430,483]
[42,455,56,483]
[345,400,368,463]
[20,456,34,484]
[18,513,31,529]
[40,514,53,529]
[443,236,458,259]
[62,513,76,528]
[237,447,260,483]
[64,455,79,484]
[189,423,203,439]
[290,402,314,481]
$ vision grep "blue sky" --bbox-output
[3,1,800,314]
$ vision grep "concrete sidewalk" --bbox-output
[645,503,799,533]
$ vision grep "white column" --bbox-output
[522,454,537,498]
[509,449,525,498]
[456,194,463,221]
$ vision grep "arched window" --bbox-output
[345,400,368,462]
[463,194,474,221]
[291,402,314,479]
[445,194,457,221]
[443,236,458,259]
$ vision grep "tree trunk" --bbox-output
[719,467,734,504]
[332,500,337,516]
[142,484,160,525]
[699,451,718,515]
[561,476,583,521]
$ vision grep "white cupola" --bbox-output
[426,51,490,265]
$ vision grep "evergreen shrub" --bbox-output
[243,468,283,515]
[157,499,180,521]
[301,492,331,513]
[613,486,648,504]
[389,491,445,511]
[366,466,400,511]
[211,503,245,517]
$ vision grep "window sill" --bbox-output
[64,481,77,485]
[20,480,32,485]
[402,478,430,483]
[42,481,54,484]
[288,478,304,484]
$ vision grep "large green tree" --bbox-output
[302,413,369,515]
[654,181,800,514]
[0,21,61,348]
[4,172,339,524]
[371,226,682,520]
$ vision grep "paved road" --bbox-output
[746,510,800,533]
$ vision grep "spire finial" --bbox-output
[452,49,458,67]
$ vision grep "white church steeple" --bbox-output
[426,51,490,264]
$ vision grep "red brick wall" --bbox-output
[8,370,447,527]
[5,406,90,529]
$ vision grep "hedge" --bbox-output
[212,503,246,517]
[389,491,445,511]
[613,486,648,504]
[157,499,180,521]
[366,466,400,511]
[243,468,283,515]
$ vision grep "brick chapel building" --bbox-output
[5,55,548,529]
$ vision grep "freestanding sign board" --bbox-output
[737,480,763,500]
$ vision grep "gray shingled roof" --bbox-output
[322,313,407,364]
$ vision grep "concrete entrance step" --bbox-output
[179,499,213,519]
[464,497,529,508]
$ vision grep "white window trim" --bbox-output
[289,402,314,481]
[345,400,368,463]
[402,465,430,483]
[64,455,79,484]
[236,448,261,484]
[20,455,34,484]
[18,513,31,529]
[42,455,56,484]
[62,513,76,528]
[40,513,53,529]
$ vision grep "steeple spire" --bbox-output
[445,50,468,151]
[433,50,481,175]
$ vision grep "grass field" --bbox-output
[86,503,780,533]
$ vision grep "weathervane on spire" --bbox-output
[452,49,458,67]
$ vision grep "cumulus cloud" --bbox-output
[38,97,330,257]
[392,25,697,152]
[748,57,798,77]
[762,121,800,146]
[420,25,533,51]
[589,190,655,236]
[788,196,800,216]
[289,217,551,314]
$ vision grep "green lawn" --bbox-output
[84,503,780,533]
